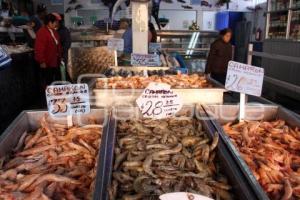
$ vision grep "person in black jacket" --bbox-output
[56,14,71,66]
[56,13,71,81]
[205,28,233,85]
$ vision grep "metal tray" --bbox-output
[0,109,110,200]
[93,76,225,107]
[201,104,300,200]
[97,106,260,200]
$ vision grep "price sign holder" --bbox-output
[107,38,124,52]
[225,46,264,121]
[131,53,161,66]
[136,82,183,119]
[45,83,90,127]
[149,42,162,53]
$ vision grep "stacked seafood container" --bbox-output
[96,106,264,200]
[2,65,300,200]
[93,73,226,107]
[201,104,300,200]
[0,109,110,199]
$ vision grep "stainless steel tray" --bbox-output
[97,106,260,200]
[0,109,110,200]
[93,76,225,107]
[201,104,300,200]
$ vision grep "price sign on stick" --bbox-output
[225,61,264,96]
[131,53,161,66]
[45,84,90,116]
[225,61,264,121]
[149,42,162,53]
[136,82,183,119]
[108,38,124,51]
[160,192,213,200]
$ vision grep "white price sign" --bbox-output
[46,84,90,116]
[136,83,183,119]
[160,192,213,200]
[108,38,124,51]
[149,42,162,53]
[225,61,264,96]
[131,53,161,66]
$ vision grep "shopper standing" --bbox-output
[205,28,233,85]
[56,14,71,66]
[56,13,71,81]
[35,13,62,88]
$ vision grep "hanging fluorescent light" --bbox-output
[186,32,197,55]
[189,32,200,55]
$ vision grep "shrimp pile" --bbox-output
[109,118,233,200]
[223,120,300,200]
[96,74,213,89]
[0,115,103,200]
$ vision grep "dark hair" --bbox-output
[149,22,157,43]
[220,28,232,36]
[44,14,57,25]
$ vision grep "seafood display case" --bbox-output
[93,75,226,107]
[202,104,300,200]
[156,30,218,73]
[96,106,263,200]
[0,109,110,200]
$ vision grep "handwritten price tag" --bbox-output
[225,61,264,96]
[160,192,213,200]
[108,38,124,51]
[136,83,183,119]
[149,42,162,53]
[131,53,161,66]
[45,84,90,116]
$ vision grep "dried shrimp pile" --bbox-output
[0,115,103,200]
[96,74,213,89]
[224,120,300,200]
[109,118,233,200]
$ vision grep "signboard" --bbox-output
[225,61,264,96]
[131,53,161,66]
[46,84,90,116]
[160,192,213,200]
[136,82,182,119]
[149,42,162,53]
[108,38,124,51]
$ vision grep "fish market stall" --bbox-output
[96,106,262,200]
[0,109,110,199]
[93,74,225,107]
[202,104,300,200]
